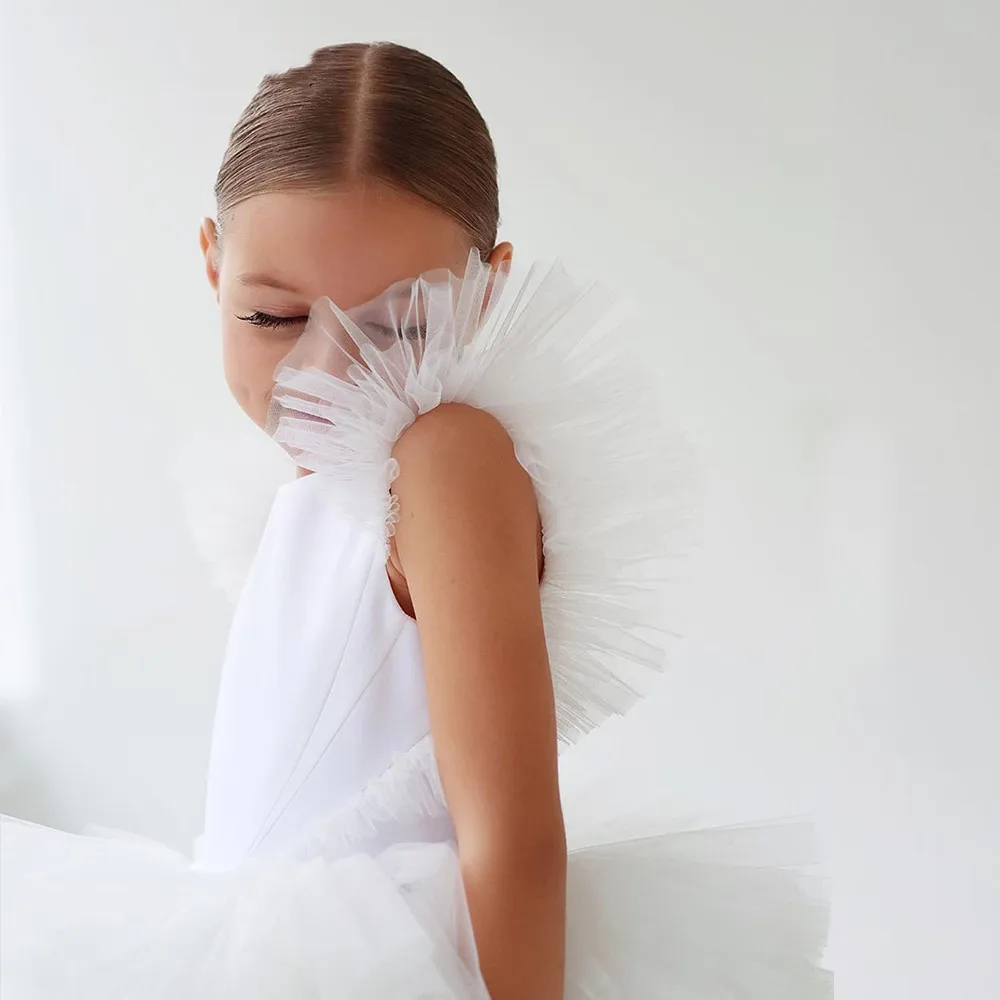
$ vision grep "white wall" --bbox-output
[0,1,996,996]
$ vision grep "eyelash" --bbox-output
[238,312,426,341]
[238,311,308,328]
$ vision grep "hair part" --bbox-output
[215,42,500,256]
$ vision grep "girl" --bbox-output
[1,42,830,998]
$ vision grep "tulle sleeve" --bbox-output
[267,251,693,748]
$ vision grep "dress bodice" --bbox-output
[196,473,451,872]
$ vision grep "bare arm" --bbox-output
[390,403,566,1000]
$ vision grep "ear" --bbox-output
[479,242,514,324]
[486,241,513,273]
[200,217,221,297]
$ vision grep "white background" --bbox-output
[1,2,997,996]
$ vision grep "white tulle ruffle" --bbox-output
[0,816,487,1000]
[1,807,830,999]
[268,251,691,747]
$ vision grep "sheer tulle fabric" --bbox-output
[3,811,831,999]
[0,254,831,998]
[1,817,488,999]
[268,252,692,747]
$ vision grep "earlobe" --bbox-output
[199,217,221,296]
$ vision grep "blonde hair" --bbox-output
[214,42,500,254]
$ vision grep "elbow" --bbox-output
[514,825,568,882]
[460,815,567,888]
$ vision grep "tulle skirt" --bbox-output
[1,808,831,998]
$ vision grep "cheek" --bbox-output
[220,320,296,428]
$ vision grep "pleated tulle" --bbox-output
[1,817,488,1000]
[2,806,830,999]
[268,252,693,749]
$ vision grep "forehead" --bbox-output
[219,185,471,307]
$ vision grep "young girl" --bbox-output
[1,42,831,999]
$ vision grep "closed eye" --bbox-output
[237,311,309,329]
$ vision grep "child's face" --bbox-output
[200,184,483,429]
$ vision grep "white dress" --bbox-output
[0,255,832,998]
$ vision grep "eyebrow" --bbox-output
[236,272,305,294]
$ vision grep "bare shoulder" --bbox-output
[389,403,541,598]
[391,403,534,514]
[393,402,519,478]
